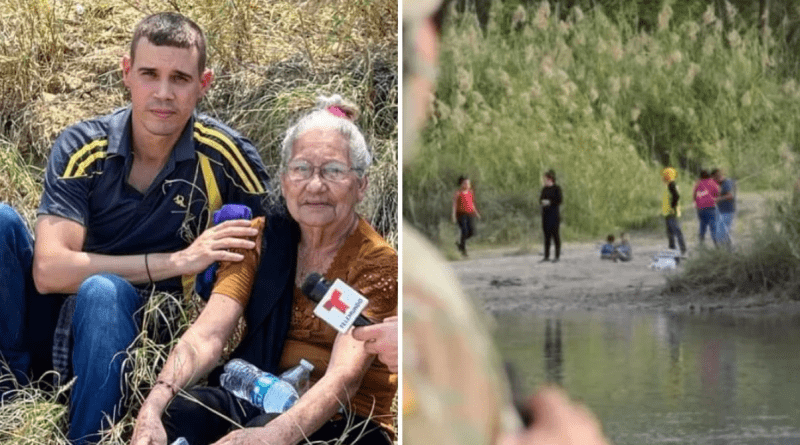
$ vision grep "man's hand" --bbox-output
[352,316,398,372]
[131,404,168,445]
[499,386,611,445]
[173,219,258,276]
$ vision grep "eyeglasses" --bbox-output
[286,160,360,182]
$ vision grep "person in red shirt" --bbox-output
[692,169,720,246]
[452,175,482,257]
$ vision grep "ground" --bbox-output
[449,191,800,315]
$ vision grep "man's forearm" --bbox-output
[33,250,183,294]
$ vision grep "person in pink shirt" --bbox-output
[693,169,720,246]
[452,175,482,257]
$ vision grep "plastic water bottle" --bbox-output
[220,359,300,414]
[170,438,189,445]
[279,359,315,396]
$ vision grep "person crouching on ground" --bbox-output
[452,175,481,257]
[612,232,632,262]
[600,235,615,260]
[131,95,397,445]
[0,12,270,444]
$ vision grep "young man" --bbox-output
[661,167,686,255]
[402,0,611,444]
[0,12,279,444]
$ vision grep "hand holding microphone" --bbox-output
[352,316,398,373]
[301,273,398,372]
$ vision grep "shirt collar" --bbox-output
[106,106,196,162]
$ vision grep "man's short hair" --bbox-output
[131,12,207,74]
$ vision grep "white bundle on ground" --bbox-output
[649,250,683,271]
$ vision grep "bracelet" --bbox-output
[155,379,179,398]
[144,253,154,285]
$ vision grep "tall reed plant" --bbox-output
[667,193,800,299]
[405,1,800,244]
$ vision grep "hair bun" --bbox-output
[316,94,360,122]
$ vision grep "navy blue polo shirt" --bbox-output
[38,107,270,293]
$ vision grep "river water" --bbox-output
[493,310,800,445]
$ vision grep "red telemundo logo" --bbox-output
[323,289,349,313]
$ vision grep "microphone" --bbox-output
[301,273,373,333]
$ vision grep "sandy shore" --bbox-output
[449,191,800,315]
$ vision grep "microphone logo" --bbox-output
[305,276,370,333]
[323,290,349,313]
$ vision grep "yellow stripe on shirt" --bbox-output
[72,151,109,178]
[194,123,264,194]
[62,139,109,178]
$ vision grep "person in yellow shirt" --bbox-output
[662,167,687,255]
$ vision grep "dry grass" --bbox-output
[0,372,70,444]
[666,195,800,300]
[0,0,397,443]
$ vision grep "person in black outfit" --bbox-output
[540,169,563,262]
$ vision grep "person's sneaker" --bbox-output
[539,258,550,263]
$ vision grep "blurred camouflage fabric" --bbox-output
[402,228,521,444]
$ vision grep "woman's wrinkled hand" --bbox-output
[131,405,168,445]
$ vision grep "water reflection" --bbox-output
[544,318,563,385]
[493,310,800,445]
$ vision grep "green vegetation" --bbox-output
[0,0,396,443]
[404,1,800,247]
[667,193,800,299]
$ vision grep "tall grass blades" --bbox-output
[405,2,800,245]
[0,371,70,444]
[667,194,800,299]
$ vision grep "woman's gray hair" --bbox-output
[264,95,372,211]
[279,94,372,177]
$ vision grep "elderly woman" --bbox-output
[131,96,397,445]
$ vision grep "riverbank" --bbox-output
[449,191,800,315]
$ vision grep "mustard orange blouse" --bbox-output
[211,216,398,433]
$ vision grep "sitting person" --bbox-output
[600,234,615,260]
[0,13,270,444]
[131,95,397,445]
[612,232,632,262]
